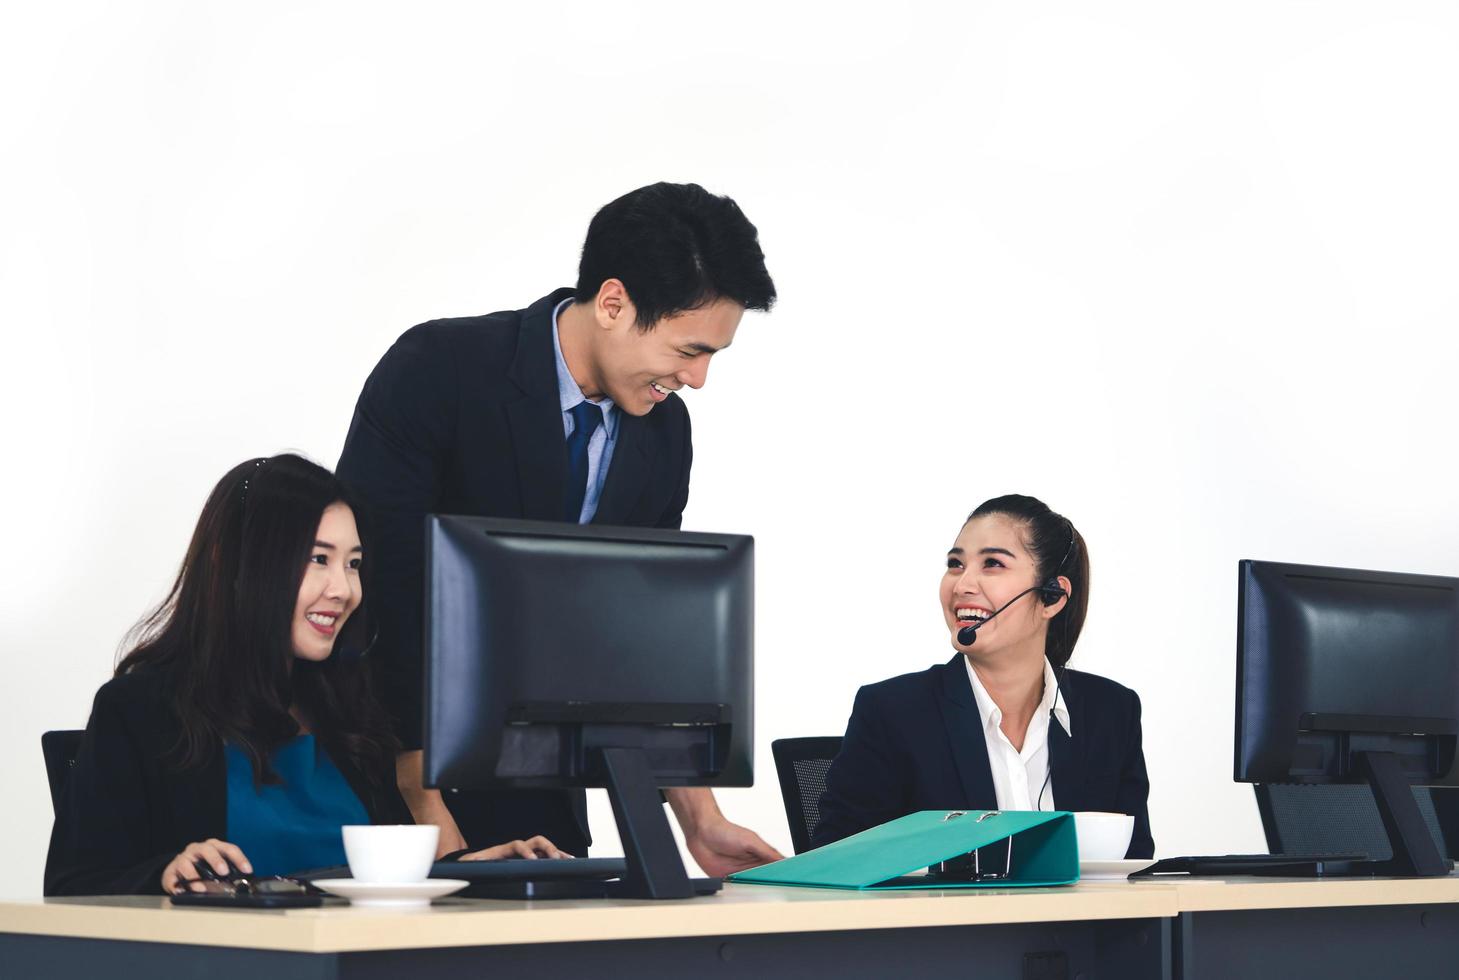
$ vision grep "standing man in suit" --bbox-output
[337,182,782,875]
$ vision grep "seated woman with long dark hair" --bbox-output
[814,494,1154,857]
[45,455,565,896]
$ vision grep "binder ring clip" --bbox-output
[976,811,1001,823]
[943,811,967,821]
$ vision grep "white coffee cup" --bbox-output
[342,825,439,883]
[1073,811,1134,861]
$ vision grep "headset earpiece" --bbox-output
[1038,579,1067,605]
[1040,518,1077,607]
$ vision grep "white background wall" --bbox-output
[3,1,1458,897]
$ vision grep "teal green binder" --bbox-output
[729,810,1079,890]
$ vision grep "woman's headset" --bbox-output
[1036,519,1077,605]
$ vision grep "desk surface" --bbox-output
[1,883,1171,954]
[1159,874,1459,913]
[3,876,1457,954]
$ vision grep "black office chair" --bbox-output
[41,730,85,817]
[770,736,842,854]
[1255,783,1459,861]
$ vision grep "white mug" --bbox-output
[1073,811,1135,862]
[342,825,439,883]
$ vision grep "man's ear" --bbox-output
[594,279,637,332]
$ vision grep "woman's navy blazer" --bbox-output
[814,656,1154,858]
[44,668,412,896]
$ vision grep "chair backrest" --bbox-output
[770,736,843,854]
[1254,782,1456,861]
[41,730,85,817]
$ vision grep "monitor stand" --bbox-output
[466,746,723,900]
[598,746,722,898]
[1350,750,1453,877]
[1272,751,1454,879]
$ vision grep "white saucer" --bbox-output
[1079,859,1156,880]
[312,878,469,908]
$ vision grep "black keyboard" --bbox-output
[293,856,626,883]
[1132,852,1369,877]
[296,856,722,899]
[432,857,626,881]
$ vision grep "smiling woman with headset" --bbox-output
[812,494,1154,857]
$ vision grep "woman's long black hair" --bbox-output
[116,454,397,787]
[967,494,1090,668]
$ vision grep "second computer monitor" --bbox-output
[423,516,754,793]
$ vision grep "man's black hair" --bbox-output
[575,182,776,329]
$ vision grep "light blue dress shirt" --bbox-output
[552,297,619,523]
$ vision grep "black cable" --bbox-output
[1036,518,1076,812]
[1036,661,1065,811]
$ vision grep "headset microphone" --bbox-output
[956,580,1066,645]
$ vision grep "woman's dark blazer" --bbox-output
[814,656,1154,858]
[44,668,413,896]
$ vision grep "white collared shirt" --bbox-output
[963,657,1071,811]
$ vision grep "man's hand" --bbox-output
[397,750,468,857]
[682,815,784,877]
[665,786,784,877]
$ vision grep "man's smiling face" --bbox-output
[592,296,743,416]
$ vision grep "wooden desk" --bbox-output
[1155,875,1459,980]
[0,883,1174,980]
[5,877,1458,979]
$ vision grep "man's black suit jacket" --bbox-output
[336,288,693,854]
[813,656,1155,858]
[44,669,411,896]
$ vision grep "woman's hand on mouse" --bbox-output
[162,839,253,893]
[458,835,572,861]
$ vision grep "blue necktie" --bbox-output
[563,400,603,522]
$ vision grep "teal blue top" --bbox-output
[224,735,369,876]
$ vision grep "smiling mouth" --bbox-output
[955,608,991,624]
[650,381,674,396]
[305,612,339,635]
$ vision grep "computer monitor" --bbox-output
[422,516,754,898]
[1235,559,1459,876]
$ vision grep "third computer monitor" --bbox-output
[1235,558,1459,875]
